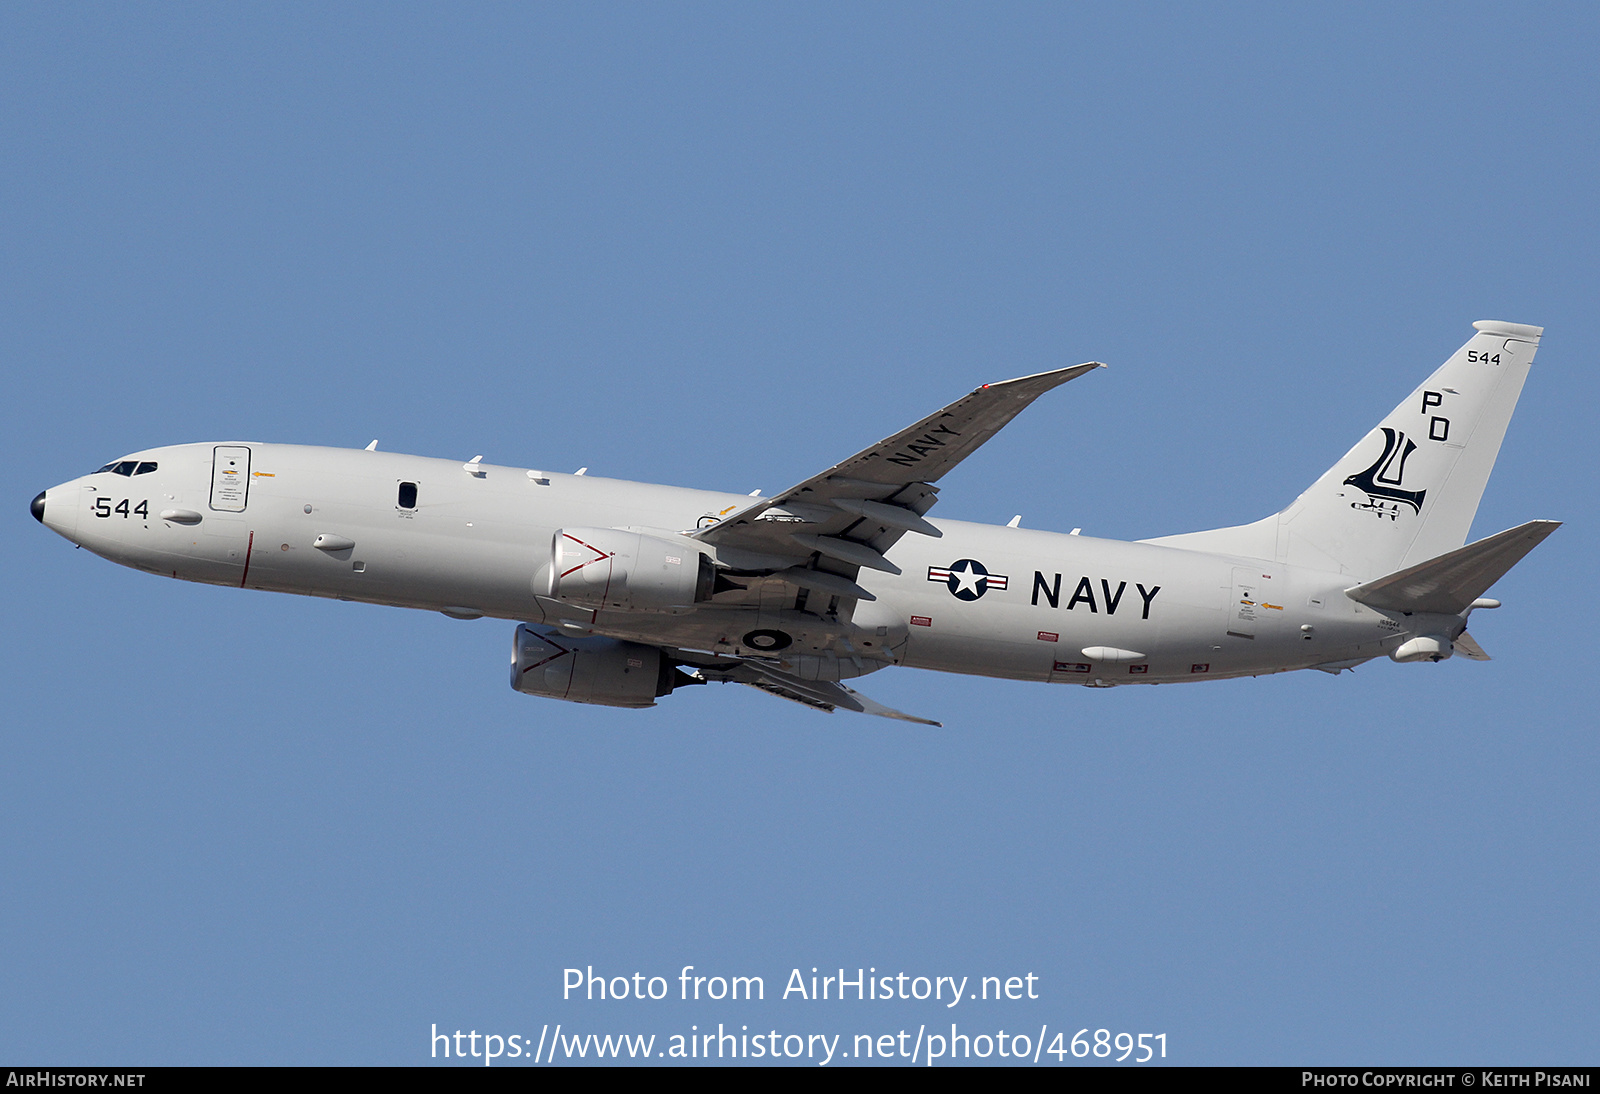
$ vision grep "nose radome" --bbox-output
[30,491,45,523]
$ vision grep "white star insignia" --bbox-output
[948,561,985,595]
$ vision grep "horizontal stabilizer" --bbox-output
[1453,631,1491,661]
[1344,520,1560,615]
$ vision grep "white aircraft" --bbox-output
[32,321,1557,726]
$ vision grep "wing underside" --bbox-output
[694,660,942,726]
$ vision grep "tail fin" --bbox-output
[1145,320,1543,579]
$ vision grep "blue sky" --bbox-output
[4,2,1596,1065]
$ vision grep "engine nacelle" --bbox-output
[510,624,683,709]
[547,527,714,614]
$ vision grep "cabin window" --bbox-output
[397,481,418,509]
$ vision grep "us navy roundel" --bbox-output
[927,559,1009,601]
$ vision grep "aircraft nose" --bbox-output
[30,491,46,523]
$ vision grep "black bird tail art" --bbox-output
[1344,427,1427,514]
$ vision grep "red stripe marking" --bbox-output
[560,534,613,578]
[521,636,573,675]
[520,650,572,673]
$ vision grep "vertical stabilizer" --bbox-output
[1145,321,1542,579]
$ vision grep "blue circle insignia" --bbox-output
[944,559,991,601]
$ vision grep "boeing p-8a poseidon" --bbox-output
[32,321,1557,726]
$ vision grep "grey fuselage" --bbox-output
[37,441,1414,689]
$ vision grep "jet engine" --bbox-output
[509,624,699,709]
[547,527,715,614]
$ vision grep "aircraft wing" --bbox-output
[704,661,942,726]
[691,362,1103,595]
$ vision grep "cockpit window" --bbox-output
[93,459,157,476]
